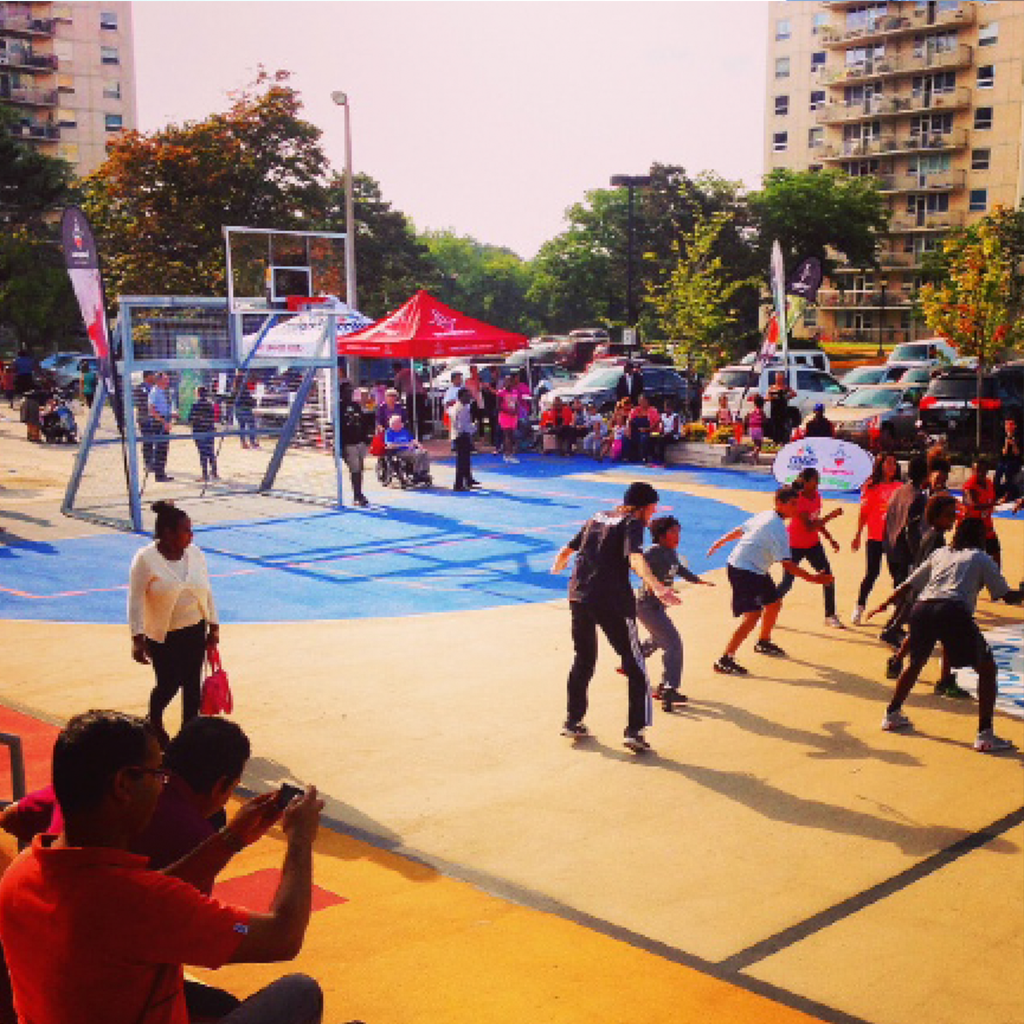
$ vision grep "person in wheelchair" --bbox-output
[382,413,431,484]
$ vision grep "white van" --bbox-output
[739,349,831,374]
[701,364,847,426]
[885,338,958,370]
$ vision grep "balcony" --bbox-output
[815,87,972,125]
[819,129,968,161]
[0,48,58,72]
[7,120,59,141]
[818,289,914,309]
[876,169,966,194]
[821,4,974,48]
[2,83,57,106]
[889,210,965,233]
[829,328,912,346]
[821,45,973,86]
[0,12,54,36]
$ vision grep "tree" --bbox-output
[81,70,329,299]
[0,107,80,352]
[644,211,759,373]
[918,206,1024,446]
[747,168,889,277]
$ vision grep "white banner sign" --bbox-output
[772,437,874,493]
[955,624,1024,720]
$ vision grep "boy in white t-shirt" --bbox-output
[706,487,834,675]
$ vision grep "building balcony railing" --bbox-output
[821,4,974,48]
[815,86,972,125]
[7,121,60,141]
[818,289,914,309]
[0,49,58,72]
[818,128,968,160]
[876,169,966,194]
[889,210,965,233]
[820,44,973,86]
[0,12,55,36]
[833,251,924,272]
[828,328,912,347]
[2,83,58,106]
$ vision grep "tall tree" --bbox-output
[81,69,329,299]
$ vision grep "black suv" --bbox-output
[918,364,1023,450]
[542,362,694,415]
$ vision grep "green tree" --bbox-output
[644,211,759,373]
[0,107,80,352]
[919,206,1024,446]
[747,168,889,276]
[81,70,329,298]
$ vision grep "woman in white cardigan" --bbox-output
[128,501,219,745]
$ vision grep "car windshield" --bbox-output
[890,344,932,362]
[575,367,622,389]
[711,369,756,388]
[840,388,902,409]
[844,367,886,385]
[929,377,995,399]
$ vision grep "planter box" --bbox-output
[666,441,774,471]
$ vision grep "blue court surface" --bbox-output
[0,461,856,625]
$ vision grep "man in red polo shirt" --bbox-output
[0,710,325,1024]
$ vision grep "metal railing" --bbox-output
[818,289,914,309]
[0,12,54,34]
[889,210,965,233]
[7,121,60,140]
[821,4,974,47]
[815,86,971,125]
[819,128,967,160]
[820,44,973,85]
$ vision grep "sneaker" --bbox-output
[825,615,846,629]
[973,729,1015,753]
[560,721,590,738]
[934,676,971,699]
[879,626,906,649]
[885,656,902,680]
[650,684,664,699]
[623,730,651,753]
[881,710,913,732]
[754,639,786,657]
[713,654,749,676]
[850,606,865,626]
[353,495,369,507]
[662,690,688,711]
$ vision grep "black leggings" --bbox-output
[777,543,836,617]
[857,538,885,607]
[566,601,650,734]
[146,620,207,734]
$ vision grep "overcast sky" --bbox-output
[133,1,769,258]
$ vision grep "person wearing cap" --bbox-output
[551,482,680,752]
[805,403,835,438]
[375,388,407,434]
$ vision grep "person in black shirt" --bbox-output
[879,454,929,646]
[186,386,218,481]
[804,403,834,438]
[340,381,371,507]
[551,481,679,752]
[766,371,796,443]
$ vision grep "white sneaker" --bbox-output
[825,615,846,629]
[882,710,913,731]
[850,606,864,625]
[974,729,1015,753]
[623,730,651,753]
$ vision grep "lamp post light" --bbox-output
[330,91,357,311]
[610,174,652,343]
[876,276,888,357]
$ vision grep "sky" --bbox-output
[132,1,770,259]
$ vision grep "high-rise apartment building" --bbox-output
[1,1,136,177]
[765,1,1023,347]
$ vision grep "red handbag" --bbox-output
[200,649,233,716]
[369,432,385,457]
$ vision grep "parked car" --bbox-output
[895,366,936,385]
[555,328,612,372]
[807,383,926,448]
[541,363,693,415]
[38,352,91,390]
[840,365,895,389]
[53,355,99,392]
[917,364,1024,450]
[739,349,831,374]
[885,338,958,373]
[506,343,562,368]
[700,365,847,427]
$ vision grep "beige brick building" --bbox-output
[765,1,1023,348]
[1,1,136,177]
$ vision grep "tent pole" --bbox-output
[410,356,418,438]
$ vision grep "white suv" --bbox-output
[700,365,847,429]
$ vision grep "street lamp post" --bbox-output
[610,174,652,344]
[330,91,357,311]
[876,277,888,357]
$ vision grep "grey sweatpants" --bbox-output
[636,599,683,692]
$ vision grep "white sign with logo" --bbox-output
[772,437,874,493]
[954,624,1024,720]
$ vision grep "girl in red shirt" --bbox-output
[850,454,902,623]
[962,457,1000,565]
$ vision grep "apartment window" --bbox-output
[911,112,953,136]
[773,132,788,152]
[100,45,119,65]
[803,306,818,328]
[846,3,887,32]
[808,127,824,149]
[104,113,123,132]
[978,22,998,47]
[976,65,994,89]
[811,51,826,71]
[809,90,826,111]
[971,148,990,171]
[812,12,830,35]
[56,107,76,128]
[907,194,949,214]
[103,80,121,100]
[912,72,955,97]
[974,107,993,130]
[57,73,74,92]
[846,44,885,67]
[99,11,118,30]
[54,39,73,63]
[57,142,78,162]
[914,30,957,58]
[51,5,72,20]
[775,95,789,116]
[775,57,790,79]
[775,18,791,41]
[969,189,987,212]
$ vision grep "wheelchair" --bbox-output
[375,448,433,489]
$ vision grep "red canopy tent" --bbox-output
[336,290,528,359]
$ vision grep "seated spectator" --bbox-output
[805,403,835,438]
[0,710,326,1024]
[540,397,574,455]
[375,388,407,434]
[628,396,658,464]
[581,403,607,459]
[0,784,62,851]
[385,413,431,477]
[602,408,629,462]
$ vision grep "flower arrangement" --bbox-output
[707,425,735,445]
[681,421,708,441]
